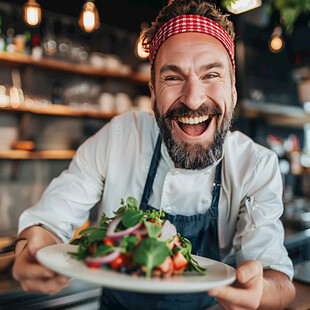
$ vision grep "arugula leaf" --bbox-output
[188,256,207,274]
[93,243,115,257]
[69,249,89,260]
[113,206,127,217]
[99,213,110,228]
[79,227,102,236]
[144,220,162,239]
[177,233,206,275]
[122,209,143,228]
[69,236,91,260]
[87,228,107,243]
[122,235,140,252]
[133,238,170,277]
[126,196,139,209]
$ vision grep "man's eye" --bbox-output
[203,73,219,79]
[165,76,182,81]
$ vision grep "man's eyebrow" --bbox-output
[199,61,225,71]
[159,62,225,75]
[160,64,183,75]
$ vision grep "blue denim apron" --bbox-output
[100,136,222,310]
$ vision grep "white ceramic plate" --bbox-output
[37,244,236,294]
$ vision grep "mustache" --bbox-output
[165,103,222,119]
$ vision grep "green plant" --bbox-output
[221,0,310,35]
[269,0,310,34]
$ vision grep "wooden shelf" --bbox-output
[240,100,310,128]
[0,104,118,118]
[0,149,76,160]
[0,51,150,84]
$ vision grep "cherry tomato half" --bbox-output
[86,261,101,269]
[110,253,126,270]
[104,237,114,247]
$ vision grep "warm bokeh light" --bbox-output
[226,0,262,14]
[269,26,284,53]
[23,0,41,27]
[83,10,95,32]
[135,37,149,59]
[9,87,24,108]
[79,1,100,33]
[270,36,283,52]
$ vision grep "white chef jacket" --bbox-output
[18,111,294,279]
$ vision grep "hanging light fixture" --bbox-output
[135,23,149,60]
[23,0,41,27]
[226,0,262,14]
[79,1,100,33]
[269,26,284,53]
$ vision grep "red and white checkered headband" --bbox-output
[149,15,235,72]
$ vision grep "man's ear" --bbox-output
[232,84,237,108]
[149,81,155,110]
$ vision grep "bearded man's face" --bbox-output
[149,33,237,169]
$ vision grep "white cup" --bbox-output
[99,92,115,113]
[134,95,152,113]
[115,93,132,113]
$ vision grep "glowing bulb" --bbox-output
[26,8,39,25]
[79,1,100,33]
[270,37,283,52]
[23,0,41,27]
[226,0,262,14]
[83,11,95,32]
[269,26,284,53]
[136,37,149,59]
[135,23,149,60]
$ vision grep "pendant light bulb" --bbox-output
[23,0,41,27]
[226,0,262,14]
[79,1,100,33]
[269,26,284,53]
[135,22,149,60]
[135,36,149,59]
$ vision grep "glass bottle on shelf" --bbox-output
[42,19,57,59]
[5,27,15,53]
[31,33,42,60]
[24,30,32,55]
[0,16,5,51]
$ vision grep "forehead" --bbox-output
[154,32,231,71]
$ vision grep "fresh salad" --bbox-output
[70,197,206,278]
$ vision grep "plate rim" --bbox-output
[37,243,236,294]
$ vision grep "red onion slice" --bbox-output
[85,249,120,264]
[158,220,177,241]
[106,216,143,239]
[133,228,148,237]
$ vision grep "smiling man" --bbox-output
[13,1,295,310]
[152,32,236,170]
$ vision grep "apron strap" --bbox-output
[211,160,222,208]
[140,135,162,207]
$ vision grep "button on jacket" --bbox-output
[18,111,294,279]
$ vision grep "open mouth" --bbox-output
[175,115,214,137]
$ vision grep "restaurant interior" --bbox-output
[0,0,309,309]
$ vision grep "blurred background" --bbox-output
[0,0,309,309]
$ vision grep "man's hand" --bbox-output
[208,260,295,310]
[12,225,70,295]
[208,260,263,310]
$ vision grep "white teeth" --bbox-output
[178,115,209,124]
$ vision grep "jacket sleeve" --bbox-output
[17,123,110,243]
[233,150,294,280]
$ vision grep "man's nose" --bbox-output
[180,78,206,110]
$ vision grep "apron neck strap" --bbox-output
[141,135,162,206]
[140,134,223,208]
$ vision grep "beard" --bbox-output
[154,100,234,170]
